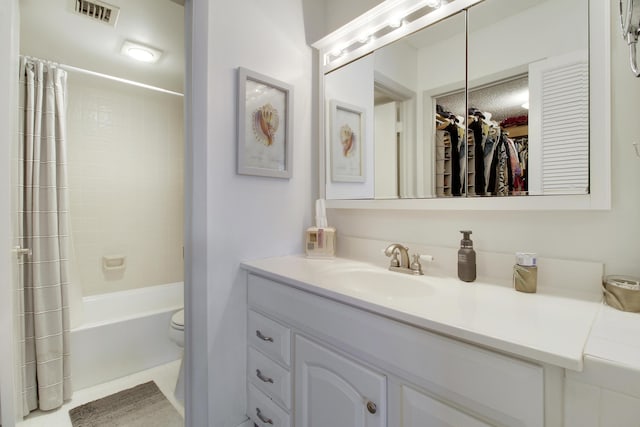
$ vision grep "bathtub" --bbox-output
[70,282,184,391]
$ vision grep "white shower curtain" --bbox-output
[18,57,72,414]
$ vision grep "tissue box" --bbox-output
[305,227,336,258]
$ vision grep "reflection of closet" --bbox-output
[435,112,469,198]
[435,112,463,197]
[469,116,529,197]
[465,133,475,196]
[436,112,531,198]
[435,130,451,197]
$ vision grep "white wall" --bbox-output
[323,0,385,35]
[66,74,184,296]
[374,41,418,91]
[416,0,585,94]
[189,0,315,425]
[374,40,423,197]
[467,0,586,84]
[0,0,20,424]
[329,1,640,280]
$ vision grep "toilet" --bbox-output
[169,309,185,401]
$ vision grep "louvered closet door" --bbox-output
[528,50,589,195]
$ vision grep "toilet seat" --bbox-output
[171,309,184,331]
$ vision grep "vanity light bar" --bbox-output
[324,0,442,63]
[313,0,484,73]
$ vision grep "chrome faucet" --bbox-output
[384,243,423,275]
[384,243,433,276]
[384,243,410,269]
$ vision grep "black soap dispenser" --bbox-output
[458,230,476,282]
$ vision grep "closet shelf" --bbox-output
[503,125,528,138]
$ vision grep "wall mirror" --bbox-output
[313,0,610,210]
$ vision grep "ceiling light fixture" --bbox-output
[121,41,163,63]
[315,0,483,69]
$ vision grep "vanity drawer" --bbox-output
[248,347,291,410]
[248,383,290,427]
[248,310,290,367]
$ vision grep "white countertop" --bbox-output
[585,306,640,370]
[242,255,604,371]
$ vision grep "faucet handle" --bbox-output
[410,254,423,275]
[410,254,434,275]
[419,254,434,263]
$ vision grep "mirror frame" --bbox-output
[313,0,610,211]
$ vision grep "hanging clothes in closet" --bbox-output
[513,137,529,193]
[483,127,499,193]
[487,133,513,196]
[506,137,524,193]
[445,121,462,196]
[469,118,486,196]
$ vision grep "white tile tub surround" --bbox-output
[70,282,184,391]
[66,72,184,297]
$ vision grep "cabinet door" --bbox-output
[401,385,492,427]
[295,335,386,427]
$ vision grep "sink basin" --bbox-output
[320,267,433,300]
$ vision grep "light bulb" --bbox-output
[357,33,372,44]
[121,41,162,63]
[331,47,344,57]
[388,17,404,28]
[127,47,155,62]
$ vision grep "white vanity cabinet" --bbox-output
[247,272,545,427]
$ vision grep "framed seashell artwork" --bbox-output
[330,100,365,182]
[237,67,293,178]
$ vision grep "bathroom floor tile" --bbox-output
[17,359,183,427]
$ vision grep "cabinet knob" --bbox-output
[366,401,377,414]
[256,407,274,424]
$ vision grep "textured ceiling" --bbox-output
[20,0,184,93]
[437,75,529,123]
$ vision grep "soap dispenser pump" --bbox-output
[458,230,476,282]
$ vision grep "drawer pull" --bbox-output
[256,407,274,424]
[367,401,377,414]
[256,369,274,384]
[256,330,274,342]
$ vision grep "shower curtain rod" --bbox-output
[21,55,184,97]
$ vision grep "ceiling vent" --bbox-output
[73,0,120,26]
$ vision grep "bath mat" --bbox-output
[68,381,183,427]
